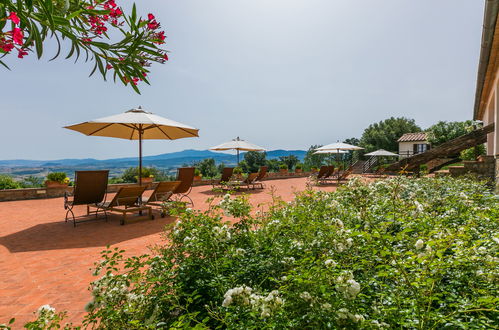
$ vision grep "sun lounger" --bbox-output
[312,165,329,182]
[319,166,336,184]
[174,167,195,206]
[64,170,109,227]
[253,166,268,189]
[338,168,353,182]
[144,181,181,217]
[88,185,152,225]
[212,167,234,189]
[226,172,259,190]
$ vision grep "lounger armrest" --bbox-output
[64,191,73,209]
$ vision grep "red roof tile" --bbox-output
[397,132,428,142]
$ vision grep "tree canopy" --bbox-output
[0,0,168,93]
[240,151,266,173]
[425,120,477,146]
[359,117,421,153]
[303,145,327,170]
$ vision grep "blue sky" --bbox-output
[0,0,484,160]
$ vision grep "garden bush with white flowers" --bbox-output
[9,176,499,329]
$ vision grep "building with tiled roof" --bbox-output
[398,132,430,159]
[397,132,428,143]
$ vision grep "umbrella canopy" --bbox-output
[313,149,348,154]
[316,142,364,151]
[210,137,266,164]
[364,149,398,157]
[64,106,199,185]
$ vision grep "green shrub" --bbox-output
[295,163,303,170]
[460,145,486,161]
[20,176,44,188]
[233,167,243,175]
[121,167,170,183]
[279,163,288,170]
[194,168,202,177]
[46,172,67,184]
[20,177,499,329]
[0,175,20,190]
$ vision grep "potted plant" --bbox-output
[233,167,243,180]
[45,172,70,188]
[295,163,303,173]
[136,167,154,184]
[194,168,203,181]
[279,164,288,174]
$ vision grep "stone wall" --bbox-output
[0,171,313,202]
[496,158,499,193]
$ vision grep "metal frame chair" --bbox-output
[173,167,195,206]
[64,170,109,227]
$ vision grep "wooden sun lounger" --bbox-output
[318,166,336,184]
[212,167,234,189]
[312,165,330,184]
[88,185,152,225]
[226,172,259,190]
[64,170,109,227]
[252,166,267,189]
[144,181,181,217]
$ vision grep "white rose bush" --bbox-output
[8,176,498,329]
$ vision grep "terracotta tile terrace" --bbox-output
[0,177,341,327]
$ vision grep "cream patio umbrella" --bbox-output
[316,142,364,177]
[64,106,199,186]
[364,149,398,157]
[210,137,266,164]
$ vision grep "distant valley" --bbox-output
[0,149,306,179]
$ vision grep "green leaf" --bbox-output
[31,23,43,58]
[0,61,10,70]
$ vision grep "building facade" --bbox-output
[474,0,499,189]
[397,133,430,159]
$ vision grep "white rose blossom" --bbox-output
[415,239,424,250]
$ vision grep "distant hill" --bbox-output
[0,149,307,178]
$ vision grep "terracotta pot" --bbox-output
[279,169,288,174]
[295,169,302,173]
[194,175,202,181]
[140,177,154,184]
[45,181,68,188]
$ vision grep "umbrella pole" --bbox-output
[139,127,143,187]
[237,149,240,165]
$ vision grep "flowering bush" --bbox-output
[46,172,69,184]
[15,176,499,328]
[0,0,168,92]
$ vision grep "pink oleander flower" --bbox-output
[8,12,20,24]
[12,28,23,45]
[17,49,28,58]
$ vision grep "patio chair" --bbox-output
[253,166,268,189]
[173,167,195,206]
[227,172,259,190]
[88,185,152,225]
[144,181,181,217]
[212,167,234,189]
[64,170,109,227]
[319,166,335,184]
[312,166,329,182]
[337,167,353,184]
